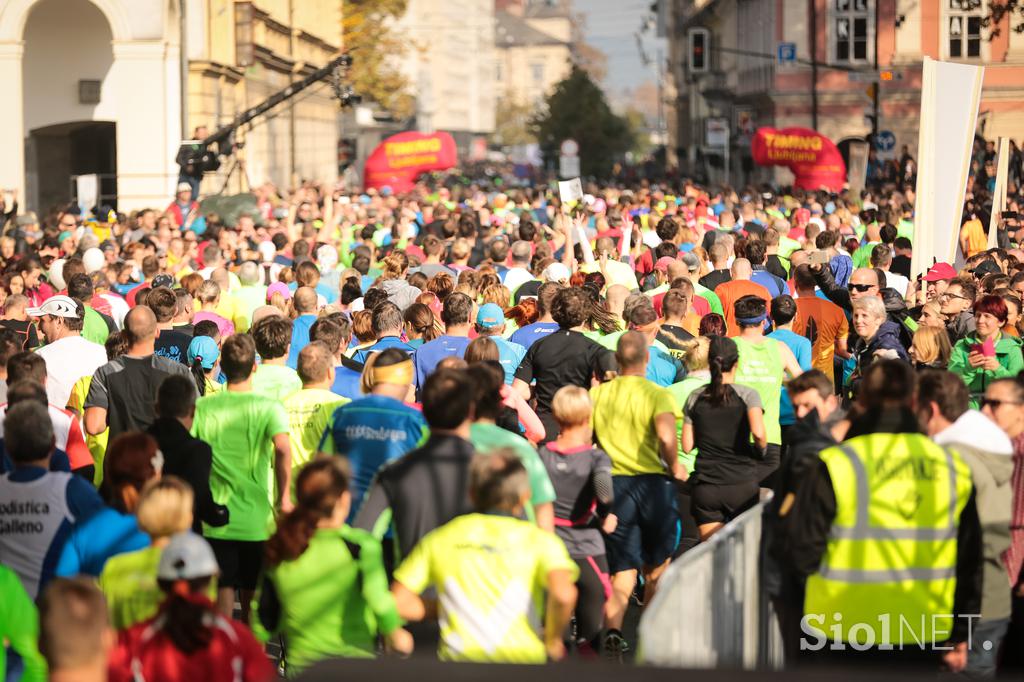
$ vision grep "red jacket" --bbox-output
[109,608,274,682]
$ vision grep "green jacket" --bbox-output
[948,334,1024,407]
[0,565,46,682]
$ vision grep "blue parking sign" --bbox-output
[777,42,796,64]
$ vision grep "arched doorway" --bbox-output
[836,136,868,175]
[21,0,116,211]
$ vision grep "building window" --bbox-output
[947,0,982,59]
[530,62,544,84]
[832,0,871,64]
[496,62,503,82]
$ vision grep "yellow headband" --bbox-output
[370,360,414,386]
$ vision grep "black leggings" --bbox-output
[572,555,611,649]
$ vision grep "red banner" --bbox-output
[751,127,846,191]
[363,131,458,192]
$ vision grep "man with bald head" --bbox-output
[581,237,640,291]
[714,258,772,336]
[84,305,191,439]
[810,262,882,312]
[286,286,320,369]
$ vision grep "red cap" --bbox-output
[922,262,957,282]
[654,256,677,272]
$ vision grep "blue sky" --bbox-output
[573,0,664,107]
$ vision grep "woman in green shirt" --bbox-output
[256,458,411,675]
[99,477,195,629]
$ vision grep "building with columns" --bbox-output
[0,0,343,213]
[668,0,1024,185]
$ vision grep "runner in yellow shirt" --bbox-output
[391,450,578,663]
[283,342,347,496]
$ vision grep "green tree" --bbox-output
[531,66,633,178]
[623,108,654,159]
[342,0,414,118]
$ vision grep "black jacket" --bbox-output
[764,408,841,658]
[147,417,228,533]
[815,265,914,348]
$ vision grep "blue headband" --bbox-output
[736,313,767,325]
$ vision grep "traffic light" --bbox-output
[688,27,710,75]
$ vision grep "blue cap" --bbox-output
[476,303,505,329]
[187,335,220,370]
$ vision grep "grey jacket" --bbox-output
[380,278,422,312]
[936,410,1014,621]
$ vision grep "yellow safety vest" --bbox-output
[804,433,972,647]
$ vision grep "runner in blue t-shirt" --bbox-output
[318,348,428,522]
[411,293,473,391]
[508,282,564,350]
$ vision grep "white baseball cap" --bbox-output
[157,532,220,581]
[26,295,79,319]
[542,262,571,283]
[83,247,105,274]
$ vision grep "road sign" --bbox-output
[560,138,579,157]
[705,117,729,148]
[777,42,797,65]
[849,70,902,83]
[875,130,896,159]
[559,155,580,179]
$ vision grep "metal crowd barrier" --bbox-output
[637,497,783,669]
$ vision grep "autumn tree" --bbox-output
[342,0,414,118]
[494,99,538,146]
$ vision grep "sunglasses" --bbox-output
[848,283,876,292]
[981,398,1023,410]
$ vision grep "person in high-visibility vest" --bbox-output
[784,360,983,669]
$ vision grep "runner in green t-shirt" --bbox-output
[256,458,410,672]
[192,332,292,623]
[731,295,803,485]
[466,362,555,529]
[251,315,302,400]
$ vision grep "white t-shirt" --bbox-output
[36,335,108,409]
[884,271,910,298]
[502,267,534,293]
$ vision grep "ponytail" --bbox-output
[265,458,349,567]
[706,356,730,406]
[156,578,216,654]
[190,359,207,397]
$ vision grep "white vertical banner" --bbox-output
[988,137,1010,249]
[910,57,985,277]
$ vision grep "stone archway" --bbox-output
[22,0,116,210]
[0,0,179,211]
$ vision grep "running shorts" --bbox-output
[690,479,759,525]
[205,538,264,590]
[605,474,678,574]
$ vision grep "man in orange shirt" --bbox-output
[715,258,771,336]
[959,211,987,260]
[790,264,849,386]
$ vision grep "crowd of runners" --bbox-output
[1,162,1024,679]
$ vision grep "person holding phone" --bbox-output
[948,295,1024,409]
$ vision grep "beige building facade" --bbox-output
[495,0,573,107]
[397,0,496,148]
[0,0,344,213]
